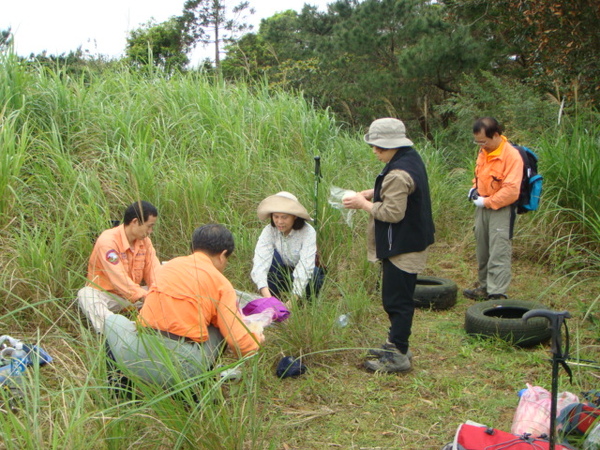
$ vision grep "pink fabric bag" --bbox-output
[511,383,579,437]
[242,297,290,322]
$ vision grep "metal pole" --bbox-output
[523,310,572,450]
[549,357,559,450]
[314,156,321,229]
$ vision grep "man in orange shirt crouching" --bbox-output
[78,201,160,334]
[104,224,261,386]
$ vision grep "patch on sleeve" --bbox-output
[105,250,120,265]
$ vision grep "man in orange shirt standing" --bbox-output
[464,117,523,300]
[77,201,160,333]
[104,224,261,386]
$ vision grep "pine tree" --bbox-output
[182,0,254,70]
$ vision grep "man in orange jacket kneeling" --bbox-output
[104,224,261,387]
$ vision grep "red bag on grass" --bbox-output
[557,402,600,436]
[443,421,575,450]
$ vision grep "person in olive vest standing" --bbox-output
[344,118,435,373]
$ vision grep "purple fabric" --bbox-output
[242,297,290,322]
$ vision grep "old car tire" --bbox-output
[464,299,552,347]
[413,276,458,310]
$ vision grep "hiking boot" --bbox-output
[364,351,412,373]
[487,293,508,300]
[367,341,395,358]
[367,343,413,360]
[463,287,488,300]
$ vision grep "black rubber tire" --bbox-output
[464,299,552,347]
[413,276,458,310]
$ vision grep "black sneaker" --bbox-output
[487,294,508,300]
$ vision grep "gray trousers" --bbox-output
[77,287,133,334]
[474,206,514,296]
[104,314,224,387]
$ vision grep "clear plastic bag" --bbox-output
[328,185,356,227]
[241,308,276,343]
[242,309,275,328]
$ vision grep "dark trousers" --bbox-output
[268,250,325,299]
[381,259,417,354]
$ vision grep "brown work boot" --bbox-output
[463,287,488,300]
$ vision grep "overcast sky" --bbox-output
[1,0,330,65]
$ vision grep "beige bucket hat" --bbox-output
[364,117,414,149]
[257,192,312,221]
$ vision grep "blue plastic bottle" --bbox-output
[0,340,27,392]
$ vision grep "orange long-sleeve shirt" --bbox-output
[138,252,260,357]
[472,136,524,210]
[86,224,159,301]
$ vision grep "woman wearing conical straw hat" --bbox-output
[251,192,325,303]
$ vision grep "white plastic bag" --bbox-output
[511,383,579,437]
[328,185,356,227]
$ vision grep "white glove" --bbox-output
[473,197,485,208]
[467,188,477,200]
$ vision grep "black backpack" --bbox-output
[512,144,543,214]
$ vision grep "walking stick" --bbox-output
[523,309,572,450]
[314,156,321,229]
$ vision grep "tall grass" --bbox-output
[0,54,597,448]
[0,56,359,448]
[0,50,27,114]
[0,110,29,221]
[538,116,600,247]
[544,117,600,196]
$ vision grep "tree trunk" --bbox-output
[214,0,220,70]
